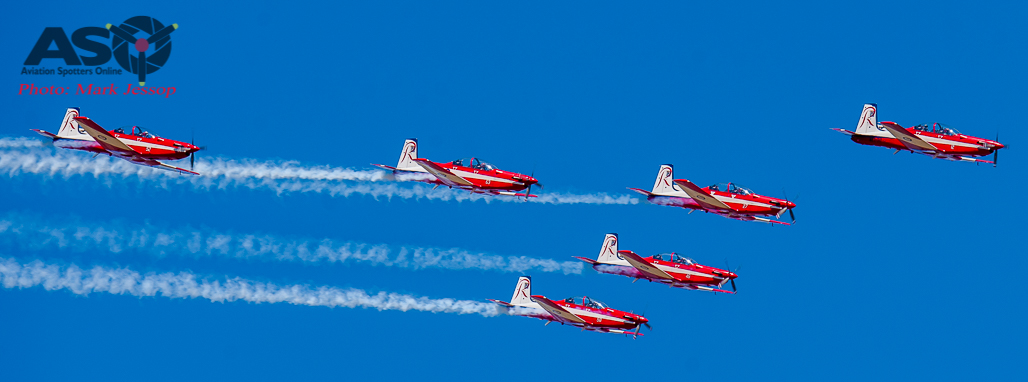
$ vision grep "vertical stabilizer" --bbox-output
[396,138,421,170]
[509,276,533,306]
[650,164,685,196]
[56,107,88,139]
[854,103,885,136]
[596,233,628,265]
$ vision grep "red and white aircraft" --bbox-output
[575,233,738,293]
[488,276,650,337]
[629,164,797,225]
[832,103,1005,166]
[373,139,541,197]
[30,108,202,175]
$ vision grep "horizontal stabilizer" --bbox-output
[572,256,598,265]
[371,163,397,171]
[830,128,855,136]
[30,129,58,139]
[626,187,652,196]
[487,299,514,307]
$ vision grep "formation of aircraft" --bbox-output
[23,104,1006,338]
[488,276,650,337]
[575,233,738,293]
[30,108,202,175]
[832,103,1005,166]
[373,138,541,198]
[629,164,797,225]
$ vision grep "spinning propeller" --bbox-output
[783,190,797,224]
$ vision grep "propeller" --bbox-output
[189,130,207,171]
[523,169,539,201]
[724,260,739,293]
[782,190,797,224]
[993,133,999,168]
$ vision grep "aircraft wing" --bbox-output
[73,116,138,156]
[617,250,675,280]
[151,160,200,175]
[880,122,937,152]
[673,179,732,211]
[530,296,588,325]
[411,159,474,187]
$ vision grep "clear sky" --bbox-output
[1,1,1025,380]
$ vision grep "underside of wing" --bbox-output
[152,160,200,175]
[673,179,732,211]
[880,122,937,152]
[412,159,474,187]
[530,297,588,325]
[617,250,675,280]
[73,117,137,155]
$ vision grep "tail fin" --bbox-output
[596,233,620,262]
[650,164,678,195]
[56,107,88,139]
[396,138,420,170]
[509,276,533,306]
[854,103,882,135]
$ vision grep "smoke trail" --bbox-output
[0,141,639,205]
[0,213,584,274]
[0,137,44,149]
[0,143,386,182]
[0,256,500,316]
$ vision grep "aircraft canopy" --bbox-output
[450,157,496,171]
[653,252,696,265]
[561,296,609,309]
[113,126,157,139]
[708,183,753,196]
[912,122,961,136]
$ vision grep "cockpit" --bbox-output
[112,126,157,139]
[561,296,609,309]
[912,122,961,136]
[652,252,696,265]
[450,157,497,171]
[708,183,753,196]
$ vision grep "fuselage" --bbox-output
[404,158,538,192]
[850,122,1003,158]
[594,254,736,289]
[50,133,198,161]
[512,297,645,331]
[647,187,793,217]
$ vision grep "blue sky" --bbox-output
[1,1,1025,380]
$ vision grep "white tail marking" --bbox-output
[509,276,533,306]
[56,107,88,139]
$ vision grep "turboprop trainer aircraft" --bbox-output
[832,103,1005,166]
[373,138,541,197]
[628,164,797,225]
[574,233,738,293]
[488,276,650,337]
[30,108,202,175]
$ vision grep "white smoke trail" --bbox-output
[0,256,501,316]
[0,213,583,274]
[0,137,43,149]
[0,139,638,205]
